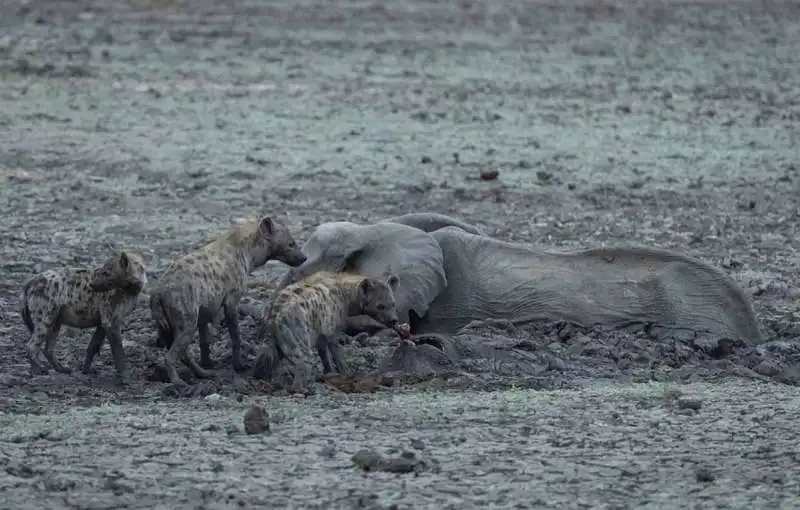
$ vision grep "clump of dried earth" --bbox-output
[1,0,799,507]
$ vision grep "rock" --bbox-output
[695,466,715,482]
[352,449,384,472]
[380,456,417,474]
[479,169,499,181]
[243,404,269,435]
[410,438,425,450]
[677,398,703,411]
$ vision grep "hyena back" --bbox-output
[149,213,306,387]
[252,271,401,391]
[20,251,147,384]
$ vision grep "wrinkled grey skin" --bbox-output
[418,226,763,344]
[279,221,447,332]
[279,213,763,347]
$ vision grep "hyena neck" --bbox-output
[338,283,363,316]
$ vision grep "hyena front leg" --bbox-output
[105,323,131,386]
[42,321,71,374]
[277,332,317,393]
[26,325,51,375]
[222,296,247,372]
[320,334,349,375]
[315,334,334,374]
[81,326,107,374]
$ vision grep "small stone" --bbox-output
[352,449,384,472]
[677,398,703,411]
[243,404,269,435]
[410,438,425,450]
[319,445,336,458]
[479,169,499,181]
[420,156,432,164]
[695,466,715,482]
[380,457,418,474]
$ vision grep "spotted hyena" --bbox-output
[252,271,404,391]
[20,251,147,384]
[149,214,306,387]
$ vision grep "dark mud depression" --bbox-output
[1,0,799,507]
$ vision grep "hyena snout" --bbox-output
[375,309,399,328]
[279,248,307,267]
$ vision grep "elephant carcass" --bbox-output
[413,226,762,345]
[279,221,447,333]
[378,212,484,235]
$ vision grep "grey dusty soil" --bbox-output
[1,0,800,508]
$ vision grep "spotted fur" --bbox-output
[149,214,306,387]
[252,271,401,391]
[20,251,147,384]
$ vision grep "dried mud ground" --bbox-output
[1,0,800,507]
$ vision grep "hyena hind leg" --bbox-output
[222,298,247,372]
[197,317,215,370]
[164,330,195,387]
[42,322,71,374]
[181,350,214,380]
[81,326,107,374]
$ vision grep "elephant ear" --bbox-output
[350,222,446,324]
[278,221,447,324]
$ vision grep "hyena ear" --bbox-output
[258,216,275,236]
[119,252,130,269]
[387,274,400,292]
[358,278,373,297]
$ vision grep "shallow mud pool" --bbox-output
[1,0,799,507]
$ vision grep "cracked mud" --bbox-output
[1,0,799,508]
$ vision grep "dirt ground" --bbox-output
[1,0,800,507]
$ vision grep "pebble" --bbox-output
[243,404,270,435]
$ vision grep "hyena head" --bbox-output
[358,275,400,327]
[90,251,147,294]
[252,214,307,268]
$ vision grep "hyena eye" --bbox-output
[377,304,386,311]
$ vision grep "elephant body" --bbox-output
[279,213,763,346]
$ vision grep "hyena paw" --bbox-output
[232,356,250,373]
[29,364,50,376]
[52,362,73,375]
[116,371,132,387]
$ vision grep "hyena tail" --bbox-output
[150,293,175,350]
[20,299,34,333]
[19,280,37,333]
[251,321,282,380]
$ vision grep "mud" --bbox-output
[1,0,800,507]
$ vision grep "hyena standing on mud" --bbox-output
[20,251,148,385]
[149,214,306,387]
[252,271,405,392]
